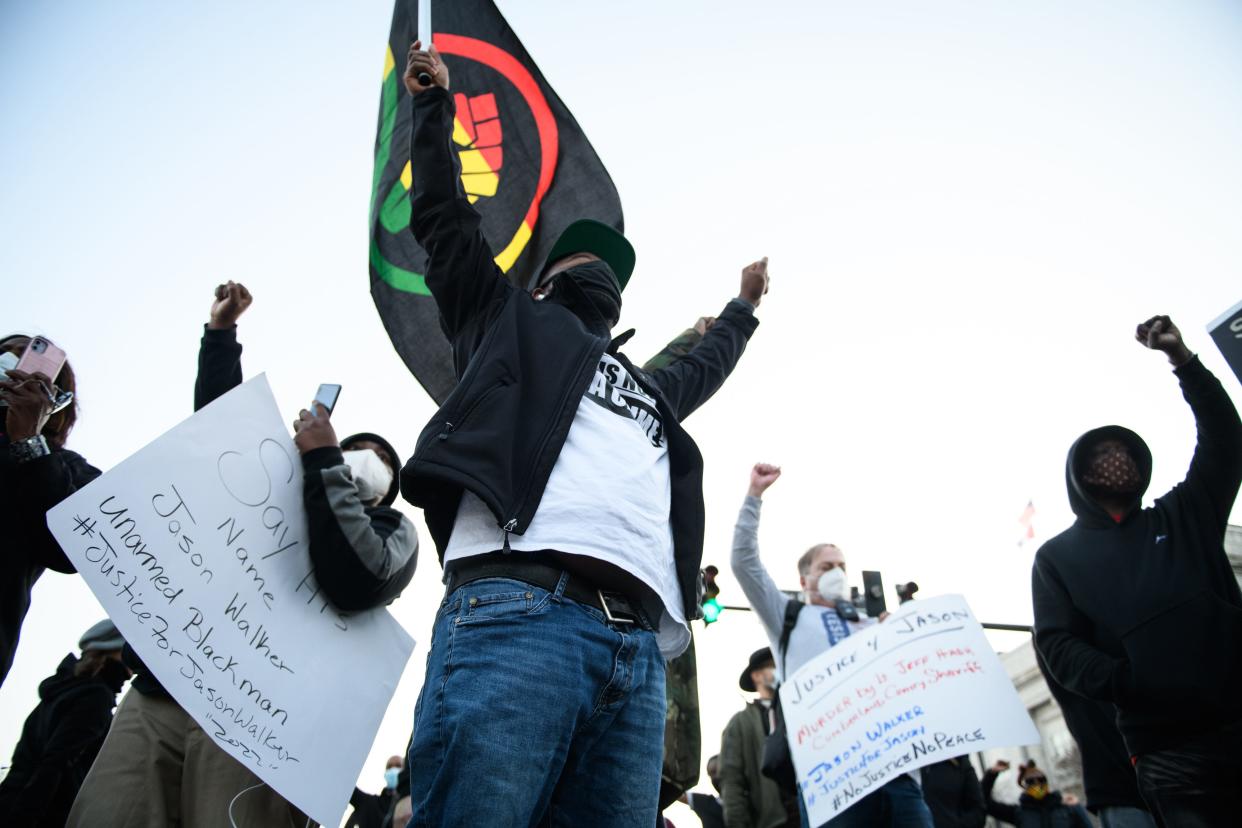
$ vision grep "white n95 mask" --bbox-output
[343,449,393,503]
[817,568,849,602]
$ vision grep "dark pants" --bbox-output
[1134,723,1242,828]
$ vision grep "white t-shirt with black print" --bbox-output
[444,352,690,659]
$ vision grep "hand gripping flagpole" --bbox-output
[417,0,434,87]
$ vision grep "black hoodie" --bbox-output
[1032,356,1242,755]
[1034,651,1146,813]
[0,653,126,826]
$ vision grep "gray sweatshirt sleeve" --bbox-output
[731,495,793,648]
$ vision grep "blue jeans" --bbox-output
[799,775,934,828]
[406,574,667,827]
[1099,806,1158,828]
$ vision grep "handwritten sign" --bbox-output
[780,594,1037,824]
[46,376,416,827]
[1208,299,1242,385]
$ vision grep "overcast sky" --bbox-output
[3,0,1242,824]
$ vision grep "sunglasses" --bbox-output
[1023,777,1048,787]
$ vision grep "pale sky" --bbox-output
[3,1,1242,824]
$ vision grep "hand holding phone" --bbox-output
[292,385,342,455]
[312,383,342,417]
[15,337,67,387]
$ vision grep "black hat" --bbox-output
[341,432,402,506]
[539,219,636,291]
[739,647,775,692]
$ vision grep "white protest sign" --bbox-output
[47,376,416,827]
[780,594,1038,825]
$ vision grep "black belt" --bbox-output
[444,552,659,631]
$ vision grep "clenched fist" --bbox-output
[404,40,450,95]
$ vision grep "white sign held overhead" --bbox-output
[780,594,1038,825]
[46,376,416,828]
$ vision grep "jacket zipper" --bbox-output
[437,379,507,441]
[504,334,606,534]
[434,309,508,442]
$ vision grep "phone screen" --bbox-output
[313,384,342,415]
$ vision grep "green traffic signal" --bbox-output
[702,597,723,624]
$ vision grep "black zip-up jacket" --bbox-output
[0,653,125,826]
[920,757,985,828]
[1032,356,1242,755]
[401,87,758,620]
[0,436,99,688]
[1033,651,1147,814]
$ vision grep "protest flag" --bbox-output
[369,0,625,404]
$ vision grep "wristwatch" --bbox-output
[9,434,50,463]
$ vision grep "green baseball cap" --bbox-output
[540,219,636,292]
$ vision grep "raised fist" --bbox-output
[209,281,252,330]
[748,462,782,498]
[1135,315,1191,366]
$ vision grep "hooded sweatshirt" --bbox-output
[1034,650,1147,813]
[1032,356,1242,756]
[0,653,126,826]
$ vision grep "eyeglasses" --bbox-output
[0,376,73,415]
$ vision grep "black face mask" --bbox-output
[97,658,131,692]
[545,261,622,332]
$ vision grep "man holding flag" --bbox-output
[398,40,769,825]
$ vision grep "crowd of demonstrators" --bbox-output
[719,648,798,828]
[1035,651,1156,828]
[0,620,129,826]
[1032,316,1242,828]
[981,760,1092,828]
[731,463,935,827]
[396,42,766,827]
[0,37,1237,828]
[1,334,98,689]
[66,283,419,828]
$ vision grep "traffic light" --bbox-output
[701,565,722,625]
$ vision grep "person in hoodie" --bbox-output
[0,335,99,689]
[1034,651,1155,828]
[0,620,130,827]
[68,283,418,828]
[1032,314,1242,828]
[981,760,1092,828]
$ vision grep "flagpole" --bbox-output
[416,0,433,86]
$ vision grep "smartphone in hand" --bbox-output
[312,384,342,416]
[16,337,67,385]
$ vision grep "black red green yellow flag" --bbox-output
[370,0,625,404]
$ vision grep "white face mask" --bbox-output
[817,568,849,602]
[343,449,393,503]
[0,351,17,382]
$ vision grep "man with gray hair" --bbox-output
[731,463,932,828]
